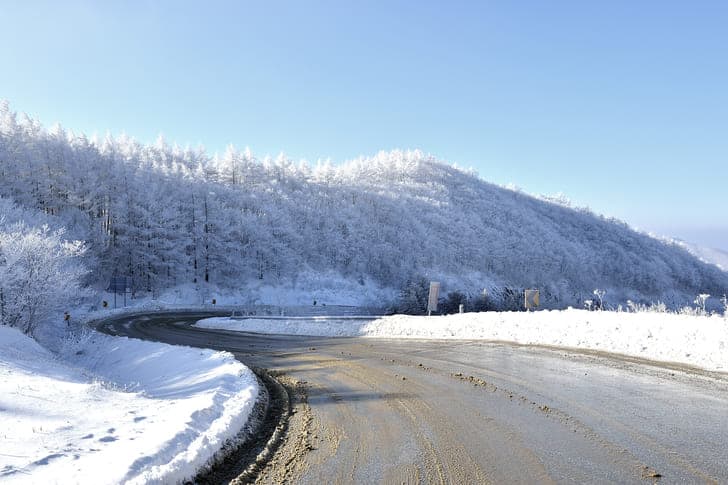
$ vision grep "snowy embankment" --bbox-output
[0,325,258,484]
[198,309,728,373]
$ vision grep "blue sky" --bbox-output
[2,1,727,249]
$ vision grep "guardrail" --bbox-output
[226,305,387,318]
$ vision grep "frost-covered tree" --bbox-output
[441,290,468,314]
[0,199,86,335]
[396,276,430,314]
[0,101,727,311]
[694,294,710,315]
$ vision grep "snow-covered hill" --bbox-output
[1,101,726,312]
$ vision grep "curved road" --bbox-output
[96,312,728,484]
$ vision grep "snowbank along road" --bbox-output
[96,312,728,484]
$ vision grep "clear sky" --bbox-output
[1,1,727,250]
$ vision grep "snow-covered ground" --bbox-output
[0,324,258,484]
[198,309,728,373]
[94,271,396,312]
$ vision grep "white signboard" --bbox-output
[427,281,440,315]
[524,289,540,310]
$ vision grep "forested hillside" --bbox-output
[1,101,726,316]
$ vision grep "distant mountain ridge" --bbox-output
[1,102,726,310]
[680,243,728,272]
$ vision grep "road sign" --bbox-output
[109,276,130,294]
[108,276,131,309]
[524,289,540,310]
[427,282,440,315]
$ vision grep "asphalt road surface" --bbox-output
[96,312,728,484]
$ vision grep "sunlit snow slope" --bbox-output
[0,325,258,484]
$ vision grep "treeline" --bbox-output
[1,101,726,316]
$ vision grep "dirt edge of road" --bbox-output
[193,368,294,484]
[245,372,314,484]
[89,312,316,484]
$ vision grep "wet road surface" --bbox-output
[96,312,728,484]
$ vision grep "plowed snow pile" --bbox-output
[0,325,258,484]
[198,309,728,372]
